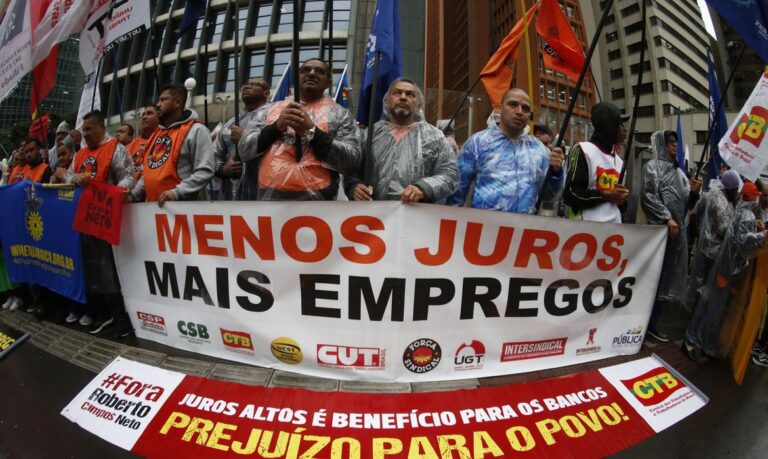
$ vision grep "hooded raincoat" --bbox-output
[686,179,735,309]
[686,198,767,353]
[345,96,457,202]
[641,130,690,303]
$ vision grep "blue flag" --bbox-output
[706,0,768,63]
[356,0,402,125]
[706,51,728,188]
[0,183,85,303]
[334,64,350,108]
[676,107,685,170]
[180,0,206,35]
[271,64,292,102]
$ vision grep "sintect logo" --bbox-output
[403,338,442,373]
[316,344,385,370]
[454,340,485,371]
[271,337,303,365]
[136,311,167,336]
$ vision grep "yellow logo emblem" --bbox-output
[270,337,303,365]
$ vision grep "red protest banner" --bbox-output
[72,180,124,245]
[62,356,707,458]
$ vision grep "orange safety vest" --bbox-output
[128,132,154,172]
[23,162,49,183]
[73,138,119,182]
[143,119,196,202]
[7,165,28,184]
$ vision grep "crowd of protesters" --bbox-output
[0,58,766,368]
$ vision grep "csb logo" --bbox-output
[621,367,685,406]
[316,345,384,368]
[178,321,209,341]
[729,105,768,148]
[221,329,253,350]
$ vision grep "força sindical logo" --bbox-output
[403,338,442,373]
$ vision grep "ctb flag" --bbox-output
[706,50,727,188]
[536,0,586,81]
[480,2,539,106]
[356,0,402,126]
[706,0,768,64]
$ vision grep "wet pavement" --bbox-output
[1,308,767,458]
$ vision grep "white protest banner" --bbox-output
[104,0,150,53]
[114,202,666,382]
[76,70,100,128]
[718,68,768,181]
[30,0,92,65]
[0,0,33,102]
[79,0,111,75]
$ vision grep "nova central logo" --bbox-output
[621,367,685,406]
[316,344,385,370]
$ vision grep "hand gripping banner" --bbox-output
[62,356,707,458]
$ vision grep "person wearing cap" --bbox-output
[533,123,554,148]
[47,121,70,169]
[686,169,741,315]
[448,88,564,213]
[684,180,767,361]
[563,102,630,223]
[641,130,702,342]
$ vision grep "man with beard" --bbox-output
[214,77,270,200]
[131,82,214,205]
[66,109,135,337]
[346,78,457,202]
[19,138,52,183]
[563,102,630,223]
[239,58,360,200]
[448,88,564,212]
[127,105,160,182]
[47,121,70,169]
[641,130,702,342]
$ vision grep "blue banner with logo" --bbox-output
[0,182,85,303]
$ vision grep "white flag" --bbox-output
[31,0,92,66]
[0,0,33,102]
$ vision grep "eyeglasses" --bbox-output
[299,65,328,76]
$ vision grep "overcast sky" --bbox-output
[697,0,717,38]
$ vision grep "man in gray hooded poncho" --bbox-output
[641,130,701,342]
[345,78,458,203]
[684,183,767,361]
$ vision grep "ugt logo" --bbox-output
[729,105,768,148]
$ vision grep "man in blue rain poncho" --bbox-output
[447,88,564,213]
[684,182,767,362]
[345,78,458,202]
[641,130,701,342]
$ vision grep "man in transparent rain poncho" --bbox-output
[345,78,458,203]
[684,182,767,362]
[641,130,701,342]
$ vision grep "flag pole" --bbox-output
[618,0,647,182]
[443,74,482,135]
[232,0,241,160]
[328,0,334,76]
[694,44,746,177]
[520,0,535,130]
[535,0,615,212]
[292,0,303,161]
[91,59,102,111]
[29,70,48,150]
[195,0,212,126]
[363,51,381,185]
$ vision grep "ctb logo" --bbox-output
[621,367,684,406]
[220,329,253,350]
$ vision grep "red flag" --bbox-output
[30,47,58,116]
[28,113,50,141]
[536,0,587,81]
[73,180,125,245]
[480,2,539,107]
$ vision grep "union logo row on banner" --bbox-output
[114,201,667,382]
[61,356,707,458]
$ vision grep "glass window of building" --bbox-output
[332,0,351,30]
[303,0,325,31]
[248,51,266,80]
[276,1,294,33]
[179,59,196,82]
[271,46,291,86]
[224,54,237,92]
[252,2,274,36]
[165,19,181,53]
[191,16,207,50]
[152,24,166,58]
[207,57,218,94]
[211,9,227,43]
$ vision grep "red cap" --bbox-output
[742,182,762,201]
